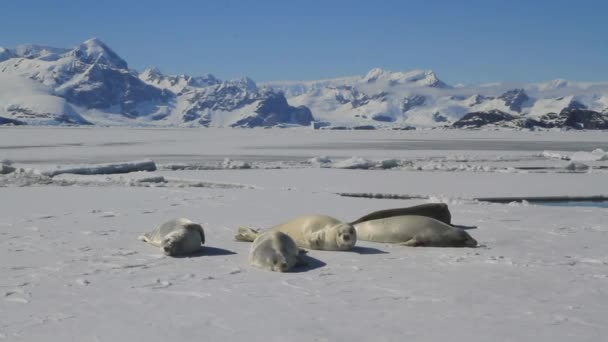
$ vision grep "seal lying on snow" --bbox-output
[139,218,205,256]
[236,215,356,251]
[351,203,452,225]
[249,231,308,272]
[354,215,477,247]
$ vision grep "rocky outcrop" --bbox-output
[372,114,395,122]
[453,108,608,130]
[333,86,386,108]
[402,95,426,113]
[0,116,27,125]
[231,92,314,128]
[452,110,517,128]
[60,64,171,116]
[498,88,529,112]
[543,109,608,130]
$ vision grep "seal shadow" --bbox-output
[290,254,327,273]
[351,246,389,255]
[174,246,237,258]
[453,224,478,230]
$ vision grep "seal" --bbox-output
[249,231,307,272]
[235,215,356,251]
[139,218,205,256]
[351,203,452,225]
[354,215,477,247]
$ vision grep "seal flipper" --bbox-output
[295,249,309,267]
[399,238,425,247]
[235,227,261,242]
[139,232,161,247]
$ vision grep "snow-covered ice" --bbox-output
[1,127,607,341]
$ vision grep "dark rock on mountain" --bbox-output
[333,86,386,108]
[61,64,171,116]
[402,95,426,113]
[565,100,587,110]
[352,125,376,130]
[0,47,15,62]
[181,83,257,121]
[231,92,314,128]
[499,88,529,112]
[559,108,608,129]
[533,109,608,130]
[454,108,608,130]
[468,94,493,107]
[5,105,91,125]
[452,110,517,128]
[432,112,449,122]
[372,114,395,122]
[0,116,27,125]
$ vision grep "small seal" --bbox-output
[249,231,307,272]
[139,218,205,256]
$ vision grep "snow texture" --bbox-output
[1,127,608,342]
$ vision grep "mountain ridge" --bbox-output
[1,38,607,129]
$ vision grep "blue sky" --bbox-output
[1,0,606,84]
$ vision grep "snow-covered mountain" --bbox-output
[262,69,608,129]
[1,38,608,129]
[0,39,312,127]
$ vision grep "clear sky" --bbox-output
[1,0,606,84]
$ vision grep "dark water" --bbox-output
[534,201,608,208]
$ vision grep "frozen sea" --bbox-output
[1,127,607,341]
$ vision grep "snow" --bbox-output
[1,127,608,341]
[0,74,89,125]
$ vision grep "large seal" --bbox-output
[249,231,307,272]
[235,215,356,251]
[351,203,452,225]
[139,218,205,256]
[354,215,477,247]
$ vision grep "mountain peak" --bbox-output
[363,68,390,83]
[0,47,14,62]
[227,77,257,91]
[363,68,447,88]
[71,38,128,69]
[140,67,164,80]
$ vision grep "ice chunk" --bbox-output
[43,160,157,177]
[0,164,16,174]
[570,149,608,162]
[221,158,251,169]
[332,157,376,169]
[539,151,570,160]
[564,162,590,171]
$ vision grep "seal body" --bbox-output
[351,203,452,225]
[249,231,306,272]
[236,215,356,251]
[139,218,205,256]
[354,215,476,247]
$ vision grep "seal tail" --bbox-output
[234,227,260,242]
